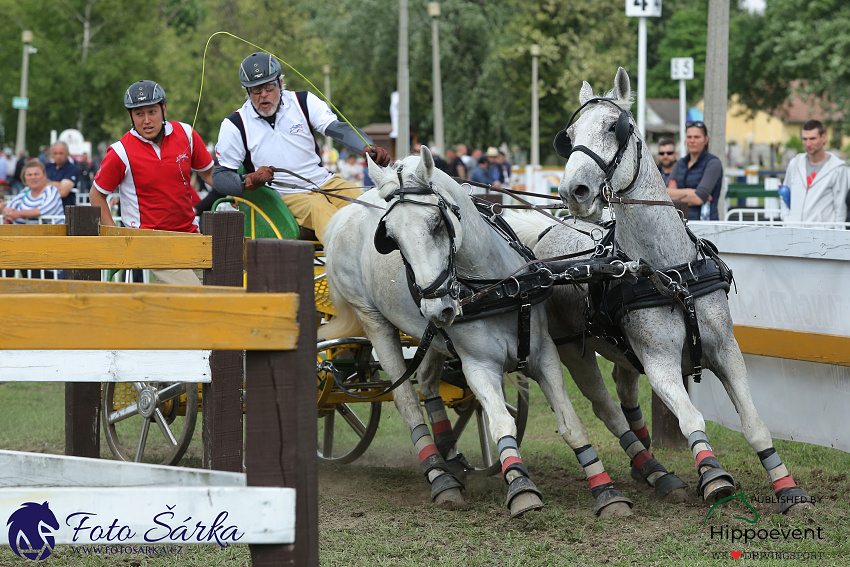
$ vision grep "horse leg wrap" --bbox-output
[621,404,651,450]
[619,431,667,486]
[412,424,465,495]
[574,445,616,498]
[689,431,734,501]
[758,447,813,513]
[498,436,530,481]
[424,397,457,458]
[653,472,689,499]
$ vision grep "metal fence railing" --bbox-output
[724,208,850,229]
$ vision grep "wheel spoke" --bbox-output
[156,383,187,402]
[336,404,367,437]
[153,409,179,447]
[476,407,495,467]
[107,403,139,424]
[451,405,473,439]
[321,412,336,457]
[132,381,146,393]
[135,418,151,462]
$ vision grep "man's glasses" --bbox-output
[657,151,675,156]
[686,120,706,129]
[248,81,279,95]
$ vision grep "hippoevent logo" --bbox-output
[704,492,825,545]
[6,501,59,560]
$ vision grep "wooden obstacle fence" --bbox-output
[0,209,318,565]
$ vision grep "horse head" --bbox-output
[555,67,642,220]
[367,146,464,327]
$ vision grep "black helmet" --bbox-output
[124,80,167,109]
[239,52,282,88]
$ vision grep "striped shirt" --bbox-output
[6,184,64,224]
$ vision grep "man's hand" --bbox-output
[363,145,391,167]
[244,166,275,191]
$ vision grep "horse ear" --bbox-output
[418,145,435,178]
[613,67,631,102]
[367,153,387,185]
[579,81,593,106]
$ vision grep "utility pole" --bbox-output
[396,0,410,158]
[323,65,333,154]
[15,30,34,156]
[705,0,729,218]
[428,2,444,157]
[530,44,540,192]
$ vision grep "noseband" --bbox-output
[373,165,463,307]
[553,97,643,200]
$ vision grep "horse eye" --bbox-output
[607,123,617,133]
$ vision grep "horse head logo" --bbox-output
[7,501,60,560]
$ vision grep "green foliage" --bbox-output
[785,135,804,153]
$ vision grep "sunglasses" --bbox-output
[248,81,279,95]
[657,151,675,156]
[686,120,707,131]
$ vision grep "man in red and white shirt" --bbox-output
[90,80,214,285]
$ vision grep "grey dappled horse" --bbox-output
[319,147,633,518]
[524,67,812,513]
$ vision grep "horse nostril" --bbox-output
[573,184,591,202]
[441,306,455,322]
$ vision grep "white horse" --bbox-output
[527,67,811,513]
[320,147,633,518]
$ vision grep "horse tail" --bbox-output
[317,283,367,340]
[502,210,555,248]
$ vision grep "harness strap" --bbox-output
[516,300,532,371]
[332,323,439,400]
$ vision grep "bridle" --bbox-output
[553,97,643,202]
[373,164,463,307]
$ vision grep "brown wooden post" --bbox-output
[246,239,318,567]
[64,205,102,458]
[201,211,245,472]
[651,381,689,450]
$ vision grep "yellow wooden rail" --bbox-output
[98,225,198,237]
[734,325,850,367]
[0,279,243,294]
[0,224,66,236]
[0,236,212,269]
[0,292,298,350]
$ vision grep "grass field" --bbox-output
[1,360,848,566]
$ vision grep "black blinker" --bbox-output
[374,219,398,254]
[554,129,572,158]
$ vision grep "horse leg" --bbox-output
[417,352,470,476]
[364,321,464,507]
[640,353,737,505]
[561,346,687,501]
[707,336,814,514]
[535,343,632,517]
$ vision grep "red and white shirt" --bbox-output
[93,121,213,232]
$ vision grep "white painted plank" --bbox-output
[0,350,211,382]
[0,451,245,488]
[690,222,850,260]
[0,486,294,546]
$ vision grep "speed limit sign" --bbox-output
[671,57,694,81]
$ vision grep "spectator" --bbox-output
[485,147,503,187]
[443,146,466,179]
[338,154,365,185]
[781,119,849,226]
[90,80,214,286]
[211,52,390,244]
[45,141,81,210]
[470,156,492,185]
[667,121,723,220]
[37,146,49,164]
[497,151,511,183]
[77,152,93,193]
[655,138,677,187]
[1,159,64,224]
[457,143,475,173]
[0,151,6,192]
[11,152,28,194]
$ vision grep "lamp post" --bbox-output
[428,2,444,157]
[323,64,333,153]
[15,30,34,156]
[530,44,540,192]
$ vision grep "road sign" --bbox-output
[671,57,694,81]
[626,0,662,17]
[12,97,28,110]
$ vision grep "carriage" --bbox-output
[99,184,529,476]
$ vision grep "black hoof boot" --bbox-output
[594,488,633,518]
[431,472,464,507]
[506,476,544,518]
[697,467,735,504]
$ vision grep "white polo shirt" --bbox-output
[215,91,337,194]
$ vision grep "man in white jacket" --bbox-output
[781,119,849,227]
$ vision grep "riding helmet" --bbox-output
[239,52,283,88]
[124,80,167,109]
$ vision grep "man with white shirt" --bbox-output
[782,119,849,226]
[212,52,390,243]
